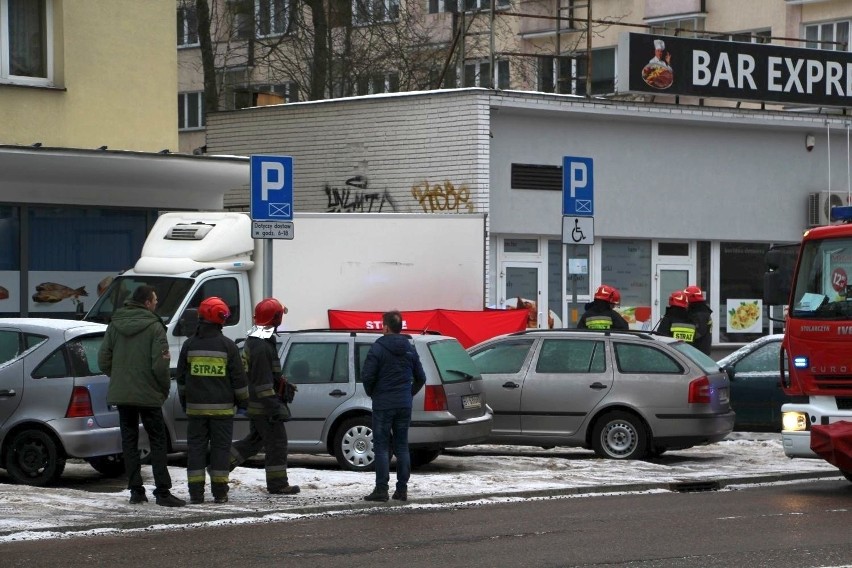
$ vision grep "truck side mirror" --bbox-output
[176,308,199,337]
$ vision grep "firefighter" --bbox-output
[577,284,629,330]
[229,298,301,495]
[685,285,713,356]
[176,296,248,504]
[657,290,698,345]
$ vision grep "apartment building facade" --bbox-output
[0,0,248,318]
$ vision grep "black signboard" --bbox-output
[618,32,852,108]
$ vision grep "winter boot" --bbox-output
[364,486,389,502]
[155,492,187,507]
[212,482,229,504]
[129,488,148,504]
[188,483,205,505]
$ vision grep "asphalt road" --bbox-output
[2,478,852,567]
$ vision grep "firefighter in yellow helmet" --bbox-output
[577,285,629,330]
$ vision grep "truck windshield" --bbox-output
[790,237,852,320]
[84,275,194,324]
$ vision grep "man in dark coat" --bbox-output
[98,285,185,507]
[658,290,699,348]
[361,310,426,502]
[577,284,629,331]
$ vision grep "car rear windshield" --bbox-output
[671,342,720,374]
[427,339,482,384]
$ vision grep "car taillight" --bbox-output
[423,385,448,411]
[66,386,95,418]
[688,376,711,404]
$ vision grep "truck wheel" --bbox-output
[410,449,442,468]
[333,416,375,472]
[591,411,648,460]
[5,429,66,486]
[87,454,126,477]
[841,469,852,483]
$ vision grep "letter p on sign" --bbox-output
[261,162,285,201]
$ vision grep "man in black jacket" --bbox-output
[658,290,698,347]
[361,310,426,502]
[577,285,629,331]
[176,297,248,504]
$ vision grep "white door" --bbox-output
[652,264,693,329]
[499,262,544,328]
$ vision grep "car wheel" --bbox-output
[410,449,442,468]
[5,429,66,486]
[333,416,375,472]
[591,411,648,460]
[87,454,126,477]
[841,469,852,483]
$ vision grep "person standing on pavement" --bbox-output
[98,285,186,507]
[577,285,629,331]
[361,310,427,502]
[684,285,713,356]
[229,298,300,495]
[657,290,698,347]
[176,297,249,504]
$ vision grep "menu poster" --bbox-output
[726,299,762,333]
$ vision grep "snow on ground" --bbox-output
[0,433,842,542]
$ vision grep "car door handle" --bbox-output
[502,381,520,389]
[589,382,608,390]
[329,389,348,397]
[0,389,16,397]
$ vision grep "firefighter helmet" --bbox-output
[684,285,704,303]
[594,284,619,303]
[611,288,621,306]
[668,291,689,309]
[198,296,230,325]
[254,298,288,328]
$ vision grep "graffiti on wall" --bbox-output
[411,180,475,213]
[325,176,397,212]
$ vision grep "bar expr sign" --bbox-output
[617,32,852,107]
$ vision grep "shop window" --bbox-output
[718,242,770,343]
[1,0,53,86]
[601,239,652,328]
[550,240,589,327]
[0,206,20,270]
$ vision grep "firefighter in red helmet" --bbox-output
[577,284,629,330]
[684,285,713,356]
[657,290,699,346]
[176,296,248,504]
[229,298,300,495]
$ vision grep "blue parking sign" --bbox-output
[562,156,594,216]
[251,155,293,221]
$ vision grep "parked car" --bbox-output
[0,318,126,486]
[716,334,788,432]
[467,329,734,459]
[162,330,493,471]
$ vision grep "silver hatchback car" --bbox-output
[0,318,125,485]
[162,330,493,471]
[468,329,734,459]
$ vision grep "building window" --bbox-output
[356,72,399,95]
[177,1,199,47]
[649,16,704,39]
[718,242,770,344]
[601,239,652,328]
[353,0,399,24]
[539,48,614,95]
[428,0,458,13]
[178,92,206,130]
[804,20,850,51]
[709,29,771,44]
[455,0,510,11]
[0,0,52,86]
[257,0,289,37]
[464,60,509,88]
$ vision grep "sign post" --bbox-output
[250,155,294,298]
[563,156,595,324]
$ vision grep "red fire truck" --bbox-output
[765,207,852,483]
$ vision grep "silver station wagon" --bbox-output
[0,318,125,485]
[163,330,493,471]
[468,329,734,459]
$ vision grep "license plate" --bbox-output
[462,394,481,409]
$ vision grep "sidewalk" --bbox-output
[0,434,843,542]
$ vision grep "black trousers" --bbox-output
[231,417,290,491]
[118,405,172,496]
[187,416,234,498]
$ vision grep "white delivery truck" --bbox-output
[84,211,486,360]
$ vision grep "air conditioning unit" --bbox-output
[808,191,847,227]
